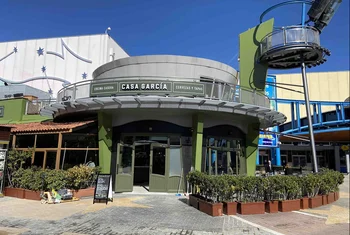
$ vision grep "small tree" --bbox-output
[6,149,33,187]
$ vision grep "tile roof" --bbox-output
[3,120,95,133]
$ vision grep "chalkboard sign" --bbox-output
[93,174,113,204]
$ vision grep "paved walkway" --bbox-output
[0,175,348,235]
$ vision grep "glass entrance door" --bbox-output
[115,143,134,192]
[149,143,168,192]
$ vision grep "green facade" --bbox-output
[239,18,274,92]
[0,98,49,124]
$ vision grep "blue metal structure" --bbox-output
[278,99,350,135]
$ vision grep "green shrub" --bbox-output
[43,169,67,191]
[65,164,98,190]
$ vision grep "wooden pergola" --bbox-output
[5,120,98,169]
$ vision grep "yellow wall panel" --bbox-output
[274,71,349,122]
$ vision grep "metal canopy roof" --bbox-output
[40,96,286,129]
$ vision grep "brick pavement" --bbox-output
[1,175,348,235]
[0,194,276,235]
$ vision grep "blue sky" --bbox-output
[1,0,349,73]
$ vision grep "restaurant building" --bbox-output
[40,55,285,192]
[1,34,285,192]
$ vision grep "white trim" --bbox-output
[293,211,327,219]
[231,215,286,235]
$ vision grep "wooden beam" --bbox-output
[56,133,63,170]
[43,151,47,169]
[12,134,16,148]
[32,135,37,164]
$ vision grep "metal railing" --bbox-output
[26,99,57,115]
[260,25,321,56]
[56,76,270,108]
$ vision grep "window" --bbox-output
[16,135,35,148]
[36,134,58,148]
[62,134,97,148]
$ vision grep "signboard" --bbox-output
[0,106,4,118]
[258,132,278,148]
[0,150,7,194]
[93,174,113,204]
[90,80,205,97]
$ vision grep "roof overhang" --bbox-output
[40,96,286,128]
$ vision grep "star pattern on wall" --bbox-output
[13,47,18,53]
[41,66,46,73]
[82,72,88,79]
[37,47,44,56]
[48,88,53,95]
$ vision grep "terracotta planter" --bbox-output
[309,195,322,208]
[4,187,25,199]
[198,199,223,217]
[238,202,265,215]
[322,195,328,205]
[223,201,237,215]
[72,187,95,198]
[335,191,339,201]
[300,197,309,209]
[265,201,279,213]
[279,199,300,212]
[189,194,200,209]
[24,189,41,200]
[327,192,335,204]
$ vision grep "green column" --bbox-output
[98,112,112,174]
[245,123,259,176]
[192,114,204,171]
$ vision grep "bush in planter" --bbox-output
[186,171,207,196]
[5,149,33,187]
[65,165,98,190]
[43,169,67,191]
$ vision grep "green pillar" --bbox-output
[192,114,204,171]
[245,122,259,176]
[98,112,112,174]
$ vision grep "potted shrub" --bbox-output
[4,149,33,198]
[333,170,344,201]
[263,177,279,213]
[237,176,265,215]
[187,171,205,209]
[304,174,322,208]
[299,176,309,209]
[278,176,301,212]
[197,174,223,217]
[222,175,238,215]
[66,165,99,198]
